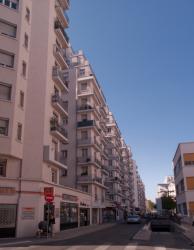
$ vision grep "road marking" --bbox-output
[0,240,32,246]
[124,244,138,250]
[93,245,111,250]
[154,247,166,250]
[132,224,151,241]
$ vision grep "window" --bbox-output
[81,82,87,91]
[22,61,27,77]
[186,177,194,190]
[17,123,22,141]
[0,118,9,136]
[0,20,17,38]
[183,153,194,166]
[0,0,19,10]
[0,50,14,68]
[0,82,11,100]
[19,91,24,107]
[180,179,185,192]
[0,159,6,177]
[24,33,28,48]
[182,202,188,215]
[108,160,112,166]
[51,168,57,183]
[79,68,85,77]
[81,166,88,176]
[81,185,88,193]
[107,128,111,133]
[81,131,88,140]
[81,114,87,121]
[25,7,30,22]
[82,148,88,158]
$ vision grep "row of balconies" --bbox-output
[50,117,68,143]
[54,20,69,48]
[77,156,101,167]
[51,94,68,116]
[52,66,69,92]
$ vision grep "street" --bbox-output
[0,223,193,250]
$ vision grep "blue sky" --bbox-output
[67,0,194,201]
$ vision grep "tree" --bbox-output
[161,195,176,210]
[147,200,155,211]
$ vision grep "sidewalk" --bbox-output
[0,223,116,247]
[176,222,194,245]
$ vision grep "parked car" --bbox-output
[127,215,141,224]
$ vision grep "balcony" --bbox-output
[77,156,101,168]
[77,104,94,112]
[52,66,69,92]
[55,5,69,28]
[43,145,67,169]
[58,0,70,9]
[53,45,69,69]
[50,117,68,143]
[77,175,107,188]
[54,21,69,48]
[51,94,68,116]
[77,120,95,128]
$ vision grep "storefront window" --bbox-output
[60,202,78,230]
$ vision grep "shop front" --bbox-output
[60,194,78,230]
[0,204,17,238]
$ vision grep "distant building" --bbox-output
[156,176,176,213]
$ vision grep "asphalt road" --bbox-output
[0,223,193,250]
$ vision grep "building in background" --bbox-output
[156,176,176,213]
[173,142,194,219]
[0,0,145,238]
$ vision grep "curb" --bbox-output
[0,223,116,247]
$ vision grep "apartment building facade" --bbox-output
[0,0,93,238]
[173,142,194,217]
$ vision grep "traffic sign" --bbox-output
[44,187,54,196]
[45,195,54,203]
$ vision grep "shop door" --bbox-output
[0,204,17,238]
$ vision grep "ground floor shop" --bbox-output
[0,182,92,238]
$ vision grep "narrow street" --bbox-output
[0,223,193,250]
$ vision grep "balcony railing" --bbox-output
[52,94,68,113]
[77,120,95,128]
[54,20,69,43]
[50,117,68,138]
[52,66,69,90]
[43,145,67,169]
[54,151,67,165]
[77,104,94,111]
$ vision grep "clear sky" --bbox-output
[67,0,194,201]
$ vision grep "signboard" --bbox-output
[62,194,78,202]
[21,207,35,220]
[0,187,16,195]
[44,187,54,203]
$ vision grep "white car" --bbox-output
[127,215,141,224]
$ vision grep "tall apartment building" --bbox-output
[59,50,110,224]
[132,161,146,213]
[0,0,92,238]
[173,142,194,217]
